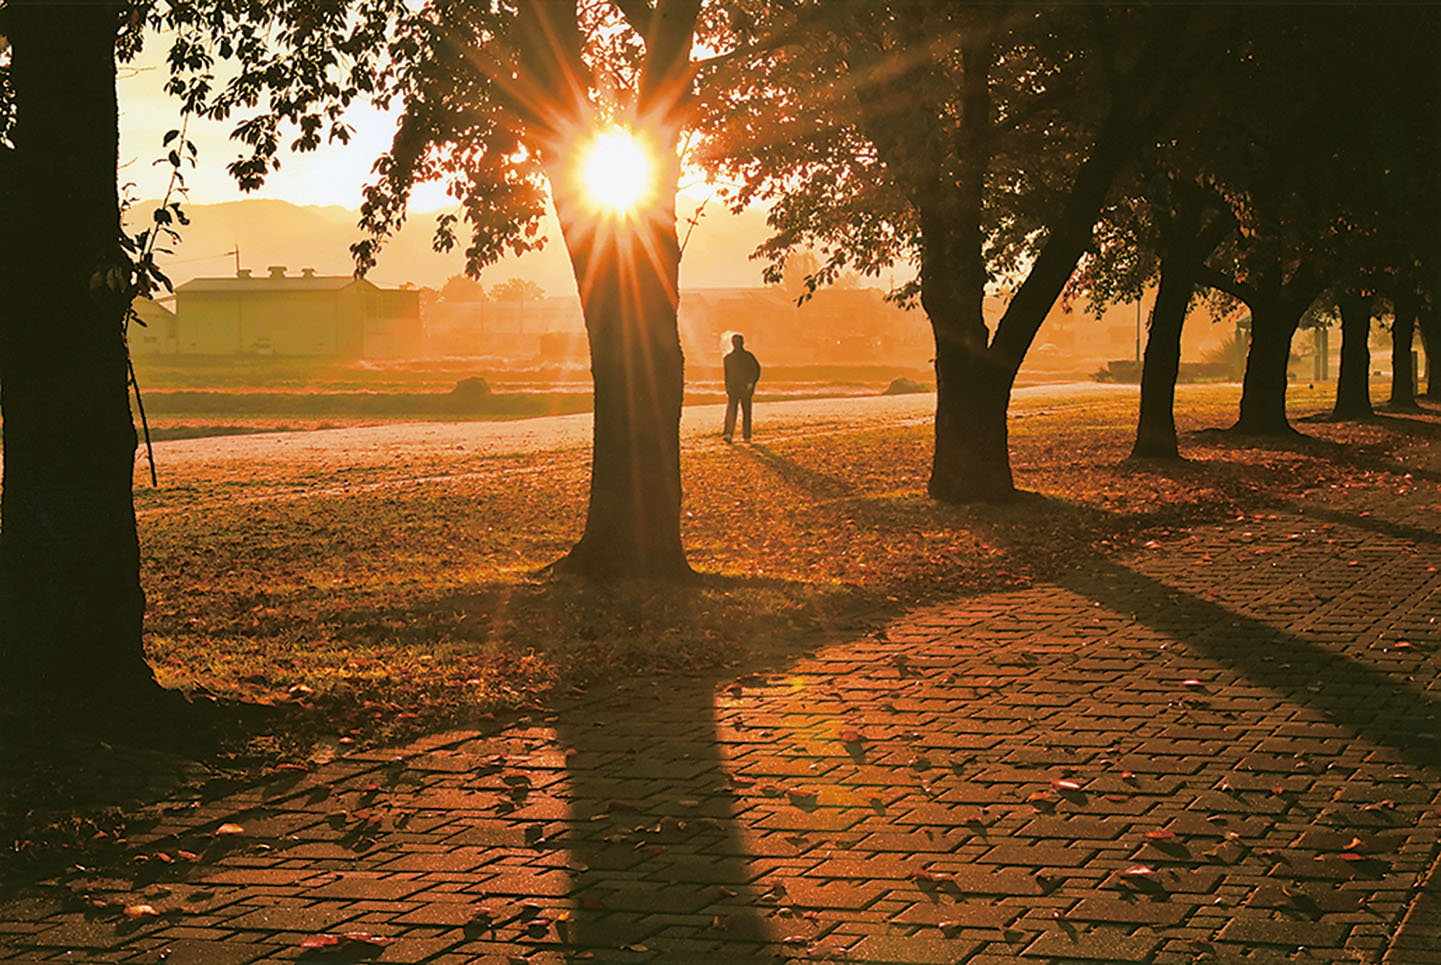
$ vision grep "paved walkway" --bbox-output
[3,451,1440,962]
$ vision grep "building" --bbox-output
[127,296,177,355]
[679,286,931,365]
[172,266,422,358]
[423,294,584,358]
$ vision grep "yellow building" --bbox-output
[173,266,421,357]
[128,296,177,355]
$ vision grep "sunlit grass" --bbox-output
[130,381,1424,755]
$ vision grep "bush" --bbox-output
[882,377,930,395]
[448,376,492,404]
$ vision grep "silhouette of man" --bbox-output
[723,333,761,443]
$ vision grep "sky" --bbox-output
[118,49,452,211]
[115,41,769,292]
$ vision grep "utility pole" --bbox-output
[1135,294,1143,365]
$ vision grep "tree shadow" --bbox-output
[1297,503,1441,548]
[548,675,773,956]
[1188,420,1441,485]
[739,443,856,500]
[956,492,1441,773]
[0,696,288,893]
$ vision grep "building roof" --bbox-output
[176,266,378,294]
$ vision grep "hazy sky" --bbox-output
[115,39,772,292]
[118,45,455,211]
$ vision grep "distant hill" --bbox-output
[130,197,777,295]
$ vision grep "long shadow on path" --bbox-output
[550,677,773,958]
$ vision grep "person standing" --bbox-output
[722,333,761,443]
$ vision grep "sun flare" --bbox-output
[580,128,654,215]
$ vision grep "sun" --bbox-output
[579,127,654,215]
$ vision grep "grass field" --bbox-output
[135,382,1418,747]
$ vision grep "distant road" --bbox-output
[149,382,1137,477]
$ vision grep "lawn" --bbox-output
[138,382,1416,744]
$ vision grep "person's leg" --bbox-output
[723,395,738,441]
[741,395,753,442]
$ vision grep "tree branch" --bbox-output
[612,0,653,39]
[638,0,700,120]
[1196,264,1254,306]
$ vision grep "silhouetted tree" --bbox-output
[1389,291,1421,411]
[353,1,710,578]
[0,2,157,702]
[1332,292,1375,420]
[490,277,545,304]
[705,3,1227,500]
[440,274,488,302]
[0,0,403,703]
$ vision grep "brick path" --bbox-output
[3,461,1440,962]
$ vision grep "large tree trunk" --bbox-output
[1389,290,1419,410]
[1419,308,1441,400]
[550,176,691,578]
[1235,298,1303,434]
[0,3,158,699]
[511,0,697,579]
[919,26,1014,503]
[1332,291,1373,419]
[930,342,1014,501]
[1132,242,1201,459]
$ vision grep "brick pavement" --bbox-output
[2,464,1440,962]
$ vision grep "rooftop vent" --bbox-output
[301,268,316,278]
[236,268,252,279]
[267,265,287,279]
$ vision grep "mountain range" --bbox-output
[132,197,778,297]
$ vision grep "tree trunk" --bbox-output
[550,181,691,579]
[1389,290,1419,410]
[929,342,1015,502]
[1419,308,1441,400]
[1132,247,1199,459]
[919,26,1015,504]
[1418,308,1441,400]
[0,3,158,699]
[1332,291,1373,419]
[1235,298,1302,434]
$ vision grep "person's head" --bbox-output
[731,333,745,349]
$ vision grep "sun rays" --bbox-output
[579,127,655,216]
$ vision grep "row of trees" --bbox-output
[0,2,1436,704]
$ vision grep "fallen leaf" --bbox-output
[299,934,341,950]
